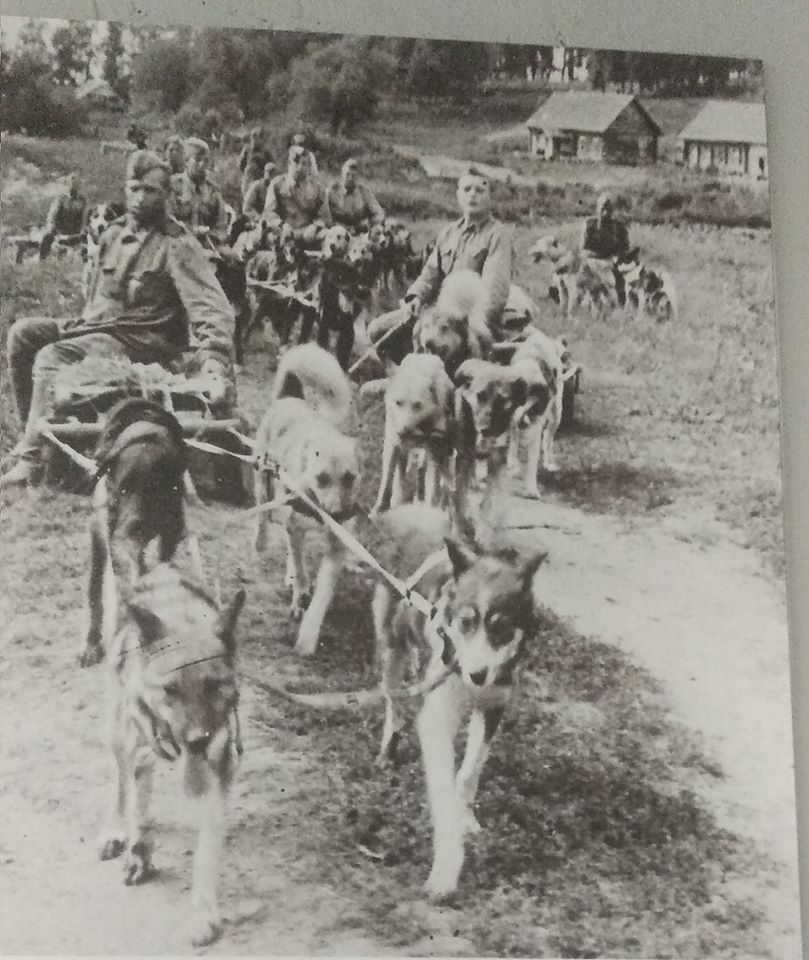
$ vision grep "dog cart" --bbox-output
[39,357,252,503]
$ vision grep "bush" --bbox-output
[657,191,687,211]
[1,50,88,137]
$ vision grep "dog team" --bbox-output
[1,143,674,947]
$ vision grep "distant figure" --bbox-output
[238,127,273,200]
[242,161,277,222]
[325,158,385,231]
[262,138,331,230]
[127,122,148,150]
[164,134,185,175]
[580,191,631,306]
[39,173,88,260]
[169,138,228,244]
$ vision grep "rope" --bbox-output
[348,302,412,376]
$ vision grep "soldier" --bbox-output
[164,134,186,175]
[367,166,512,364]
[325,158,385,231]
[0,150,234,490]
[169,137,229,247]
[238,127,273,200]
[127,122,148,150]
[242,161,277,222]
[580,191,632,306]
[39,173,88,260]
[262,137,332,230]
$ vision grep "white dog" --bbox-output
[253,343,360,657]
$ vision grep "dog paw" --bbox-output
[294,624,320,658]
[123,842,152,885]
[78,642,104,668]
[423,871,459,903]
[98,831,127,861]
[189,911,222,948]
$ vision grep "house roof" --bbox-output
[678,100,767,145]
[525,91,661,136]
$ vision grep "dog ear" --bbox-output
[512,376,529,407]
[128,603,167,645]
[217,588,246,660]
[445,538,478,580]
[454,360,476,389]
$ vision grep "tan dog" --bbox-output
[97,563,245,947]
[413,269,494,377]
[531,234,618,320]
[361,353,456,513]
[254,343,360,656]
[369,506,547,899]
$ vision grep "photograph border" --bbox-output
[3,0,807,954]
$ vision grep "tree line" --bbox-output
[0,19,762,138]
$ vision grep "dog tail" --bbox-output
[272,343,352,425]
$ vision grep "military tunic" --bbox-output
[169,172,228,241]
[262,174,331,229]
[325,182,385,230]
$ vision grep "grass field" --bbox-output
[0,126,791,957]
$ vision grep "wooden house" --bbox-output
[525,91,661,165]
[678,101,768,179]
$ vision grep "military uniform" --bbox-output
[39,191,88,258]
[581,215,631,304]
[262,174,331,230]
[169,171,228,241]
[7,214,235,463]
[325,181,385,230]
[368,213,513,362]
[239,142,273,196]
[242,177,271,219]
[581,216,630,260]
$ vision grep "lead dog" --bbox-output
[253,343,360,656]
[369,505,547,899]
[79,398,191,669]
[97,562,245,946]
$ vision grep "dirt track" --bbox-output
[0,482,801,957]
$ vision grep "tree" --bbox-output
[51,22,94,85]
[287,37,395,134]
[131,36,192,112]
[405,39,494,99]
[1,42,87,135]
[102,22,127,99]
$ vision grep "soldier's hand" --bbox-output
[200,359,233,406]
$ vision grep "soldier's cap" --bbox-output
[165,134,183,148]
[343,158,359,172]
[251,126,262,138]
[185,137,211,157]
[459,164,489,186]
[290,133,308,147]
[263,161,277,175]
[126,150,171,182]
[597,190,615,210]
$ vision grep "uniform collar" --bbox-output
[459,213,492,235]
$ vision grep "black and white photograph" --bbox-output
[0,13,802,958]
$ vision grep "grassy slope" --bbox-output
[0,128,785,957]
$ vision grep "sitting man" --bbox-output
[262,136,332,230]
[169,137,229,246]
[1,150,234,490]
[242,161,278,222]
[580,190,631,306]
[367,166,512,365]
[238,126,274,200]
[39,173,88,260]
[325,158,385,232]
[164,134,186,175]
